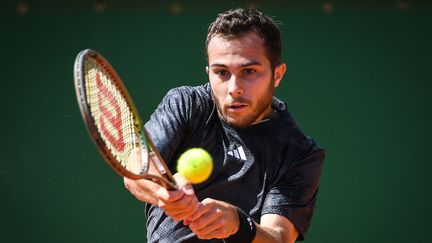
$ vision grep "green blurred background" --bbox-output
[1,0,431,242]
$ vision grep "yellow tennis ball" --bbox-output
[177,148,213,184]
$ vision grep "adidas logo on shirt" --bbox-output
[227,146,247,161]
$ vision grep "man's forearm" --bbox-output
[253,214,298,243]
[253,225,291,243]
[123,177,161,205]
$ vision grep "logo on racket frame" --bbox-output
[96,72,126,152]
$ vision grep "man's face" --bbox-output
[206,32,286,129]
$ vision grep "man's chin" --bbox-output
[223,116,253,129]
[216,105,256,129]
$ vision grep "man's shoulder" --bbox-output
[160,83,214,124]
[158,83,213,116]
[278,110,324,161]
[267,99,320,150]
[166,83,211,101]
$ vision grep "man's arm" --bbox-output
[186,199,298,242]
[124,178,161,205]
[254,214,298,243]
[123,174,200,222]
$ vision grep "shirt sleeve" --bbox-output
[261,138,325,240]
[144,85,212,170]
[144,87,191,169]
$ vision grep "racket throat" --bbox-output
[150,152,167,174]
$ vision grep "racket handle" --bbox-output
[148,174,177,190]
[149,152,177,190]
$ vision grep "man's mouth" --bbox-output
[226,102,248,112]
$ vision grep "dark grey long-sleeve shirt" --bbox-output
[144,83,324,243]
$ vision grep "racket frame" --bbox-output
[74,49,176,190]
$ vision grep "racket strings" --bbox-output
[84,58,145,174]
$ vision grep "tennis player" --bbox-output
[124,8,325,243]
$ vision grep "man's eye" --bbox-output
[217,70,228,77]
[243,69,256,75]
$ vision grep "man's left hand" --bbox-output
[184,198,240,240]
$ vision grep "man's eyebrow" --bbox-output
[210,61,262,68]
[210,63,228,68]
[241,61,262,67]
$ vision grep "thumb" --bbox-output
[173,173,194,195]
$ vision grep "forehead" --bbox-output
[207,32,270,66]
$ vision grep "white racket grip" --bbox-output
[150,151,167,174]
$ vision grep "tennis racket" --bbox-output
[74,49,176,190]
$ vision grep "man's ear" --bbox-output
[205,66,209,74]
[273,63,286,88]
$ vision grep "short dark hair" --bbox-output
[205,8,282,69]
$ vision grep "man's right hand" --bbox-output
[123,173,200,222]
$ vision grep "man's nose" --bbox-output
[227,75,243,98]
